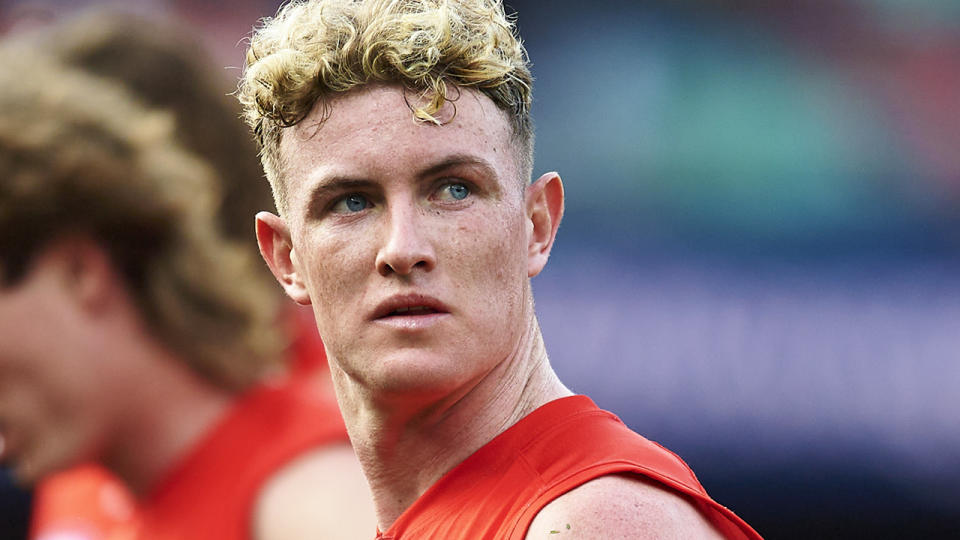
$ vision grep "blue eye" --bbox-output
[333,193,370,213]
[443,183,470,201]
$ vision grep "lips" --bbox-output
[390,306,437,315]
[372,294,449,320]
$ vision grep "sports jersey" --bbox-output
[31,465,135,540]
[376,395,762,540]
[31,367,346,540]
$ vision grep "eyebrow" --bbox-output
[416,154,499,182]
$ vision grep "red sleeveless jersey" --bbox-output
[31,368,347,540]
[377,395,762,540]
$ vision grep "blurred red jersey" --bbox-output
[31,359,345,540]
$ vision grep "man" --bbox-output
[238,0,761,538]
[0,47,373,540]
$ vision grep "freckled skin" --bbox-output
[278,85,530,401]
[259,84,736,540]
[260,82,573,530]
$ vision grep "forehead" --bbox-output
[277,84,518,211]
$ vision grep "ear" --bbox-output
[525,172,565,278]
[255,212,311,305]
[56,238,119,315]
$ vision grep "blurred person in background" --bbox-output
[239,0,761,538]
[33,9,326,372]
[0,42,373,540]
[40,9,275,239]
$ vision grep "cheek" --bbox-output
[454,209,528,301]
[11,363,82,419]
[0,310,37,362]
[450,215,529,361]
[0,338,65,403]
[294,230,372,324]
[0,371,68,449]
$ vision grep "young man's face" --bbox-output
[0,252,115,485]
[268,85,549,399]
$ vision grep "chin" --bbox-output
[361,350,484,400]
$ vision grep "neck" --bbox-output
[100,340,234,496]
[335,315,572,530]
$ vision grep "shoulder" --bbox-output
[525,473,725,540]
[252,443,376,540]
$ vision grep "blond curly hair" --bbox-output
[0,47,281,391]
[237,0,534,211]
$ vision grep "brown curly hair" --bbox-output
[237,0,534,212]
[0,47,281,391]
[38,10,277,241]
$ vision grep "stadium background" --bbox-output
[2,1,958,538]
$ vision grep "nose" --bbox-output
[375,203,436,277]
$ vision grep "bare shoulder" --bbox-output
[252,443,376,540]
[525,473,725,540]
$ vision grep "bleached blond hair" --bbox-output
[237,0,534,212]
